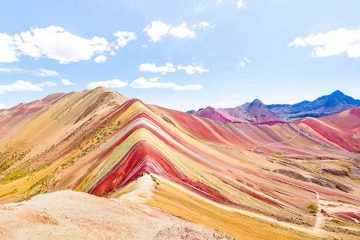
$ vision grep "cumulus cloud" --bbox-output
[87,79,128,89]
[168,23,196,39]
[13,26,109,63]
[0,33,18,63]
[130,77,203,91]
[61,79,75,86]
[0,80,56,94]
[0,26,136,63]
[144,20,211,42]
[94,55,107,63]
[139,62,209,75]
[0,67,59,77]
[288,28,360,59]
[113,31,137,48]
[143,21,171,43]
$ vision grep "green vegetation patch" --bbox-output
[307,204,318,214]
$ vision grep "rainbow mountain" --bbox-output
[0,87,360,240]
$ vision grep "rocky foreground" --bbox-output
[0,189,233,240]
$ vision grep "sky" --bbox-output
[0,0,359,111]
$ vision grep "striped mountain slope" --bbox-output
[0,88,359,240]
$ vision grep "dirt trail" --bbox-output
[252,126,300,152]
[156,174,327,237]
[314,192,326,233]
[119,173,155,203]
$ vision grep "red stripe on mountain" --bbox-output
[163,108,254,148]
[299,118,355,152]
[217,174,282,207]
[94,123,215,173]
[97,111,227,171]
[90,142,237,205]
[336,212,360,222]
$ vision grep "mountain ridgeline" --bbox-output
[189,90,360,123]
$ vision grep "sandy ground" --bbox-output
[0,188,234,240]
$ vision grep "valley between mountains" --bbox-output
[0,87,359,239]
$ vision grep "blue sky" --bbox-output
[0,0,359,111]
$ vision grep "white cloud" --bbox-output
[130,77,203,91]
[113,31,137,48]
[61,79,75,86]
[94,55,107,63]
[37,81,57,88]
[0,67,59,77]
[0,103,7,109]
[239,62,246,68]
[13,26,110,64]
[144,20,211,42]
[239,56,250,68]
[0,67,23,74]
[87,79,128,89]
[168,23,196,39]
[139,62,176,75]
[139,62,209,75]
[0,33,18,62]
[144,21,171,43]
[236,0,246,9]
[191,21,214,29]
[177,64,209,75]
[36,68,60,77]
[0,26,136,63]
[0,80,56,94]
[87,77,203,91]
[288,28,360,59]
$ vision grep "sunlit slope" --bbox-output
[298,108,360,152]
[0,93,66,143]
[0,87,128,200]
[0,88,359,239]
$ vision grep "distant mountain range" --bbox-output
[268,90,360,120]
[188,99,284,124]
[188,90,360,123]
